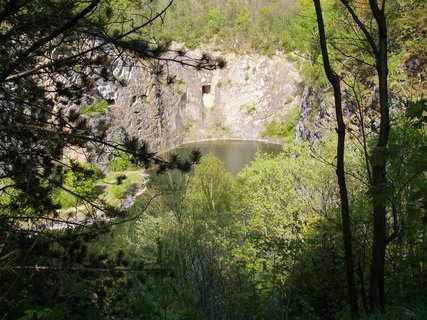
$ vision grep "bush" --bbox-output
[236,8,252,34]
[52,163,104,208]
[243,102,256,115]
[109,150,134,172]
[260,108,299,142]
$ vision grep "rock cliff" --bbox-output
[295,86,334,143]
[71,45,304,153]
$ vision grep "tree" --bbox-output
[0,0,224,314]
[313,0,395,314]
[312,1,359,317]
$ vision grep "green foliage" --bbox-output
[261,120,283,137]
[388,0,427,96]
[184,155,237,218]
[406,99,426,127]
[119,145,345,318]
[382,113,427,306]
[174,86,184,95]
[260,108,299,142]
[111,176,134,199]
[96,170,144,207]
[207,7,220,35]
[153,0,301,54]
[183,121,192,132]
[282,0,317,53]
[308,0,427,314]
[236,8,252,34]
[18,308,52,320]
[80,99,109,114]
[45,131,426,319]
[109,149,134,172]
[243,102,256,116]
[52,162,104,208]
[165,74,185,86]
[358,306,427,320]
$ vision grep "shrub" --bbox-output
[52,163,104,208]
[109,150,134,172]
[260,108,299,142]
[184,122,192,132]
[245,102,256,115]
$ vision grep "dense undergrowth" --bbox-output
[4,110,425,319]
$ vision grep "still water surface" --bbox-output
[171,140,282,175]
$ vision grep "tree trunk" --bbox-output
[314,0,391,313]
[368,0,389,311]
[313,1,360,318]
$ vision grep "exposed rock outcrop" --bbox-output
[165,45,303,145]
[296,86,334,143]
[71,44,304,153]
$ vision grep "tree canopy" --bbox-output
[0,0,224,315]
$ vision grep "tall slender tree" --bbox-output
[312,1,359,318]
[313,0,391,313]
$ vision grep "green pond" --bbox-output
[167,140,282,175]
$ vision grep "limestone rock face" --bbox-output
[72,45,304,153]
[165,47,303,144]
[296,86,334,143]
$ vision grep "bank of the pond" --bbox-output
[45,140,282,229]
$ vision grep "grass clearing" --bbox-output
[58,169,146,219]
[97,169,146,207]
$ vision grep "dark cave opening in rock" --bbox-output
[202,84,211,95]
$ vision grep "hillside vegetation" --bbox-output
[153,0,308,55]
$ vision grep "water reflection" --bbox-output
[172,140,282,175]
